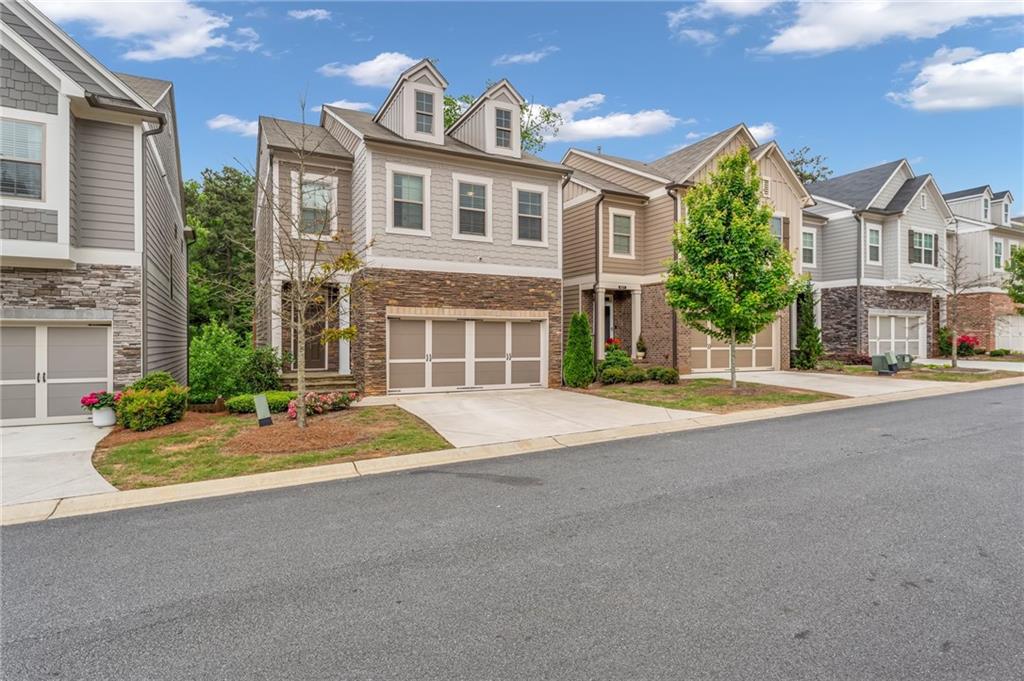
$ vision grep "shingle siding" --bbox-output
[0,207,57,241]
[0,46,57,114]
[1,6,105,94]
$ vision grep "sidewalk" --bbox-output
[916,357,1024,372]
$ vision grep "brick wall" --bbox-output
[351,268,562,395]
[611,291,632,350]
[0,47,58,115]
[821,285,934,354]
[956,292,1021,350]
[1,265,143,385]
[1,207,58,242]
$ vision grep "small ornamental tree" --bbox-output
[793,286,824,370]
[665,146,802,389]
[1006,245,1024,310]
[563,312,596,387]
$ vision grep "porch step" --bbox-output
[280,373,357,392]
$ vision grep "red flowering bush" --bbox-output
[287,391,359,420]
[80,390,121,412]
[957,335,980,356]
[605,337,623,351]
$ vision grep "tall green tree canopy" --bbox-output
[1006,245,1024,311]
[665,147,802,387]
[444,92,561,154]
[788,146,833,184]
[185,166,256,336]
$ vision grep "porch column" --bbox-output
[338,295,350,375]
[630,288,642,358]
[595,286,606,359]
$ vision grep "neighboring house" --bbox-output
[560,123,812,372]
[0,1,187,425]
[803,159,953,358]
[253,59,568,395]
[942,185,1023,351]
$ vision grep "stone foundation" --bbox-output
[820,285,935,355]
[351,268,562,395]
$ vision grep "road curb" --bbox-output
[3,376,1021,526]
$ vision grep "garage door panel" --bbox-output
[1,327,36,380]
[475,322,506,359]
[995,315,1024,351]
[510,321,541,357]
[709,349,730,369]
[474,361,506,386]
[48,327,108,379]
[431,321,465,360]
[432,362,466,387]
[755,348,773,366]
[1,384,35,420]
[389,320,426,360]
[511,360,541,385]
[48,380,107,417]
[389,363,425,390]
[755,326,772,346]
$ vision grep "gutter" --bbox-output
[667,185,681,370]
[856,213,864,354]
[593,194,605,366]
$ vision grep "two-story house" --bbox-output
[942,185,1023,351]
[803,159,953,358]
[253,60,568,395]
[0,0,187,425]
[560,123,812,373]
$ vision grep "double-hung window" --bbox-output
[611,211,633,257]
[1004,203,1010,225]
[909,230,936,266]
[516,188,543,242]
[801,230,815,266]
[299,180,332,236]
[457,181,487,237]
[770,216,784,243]
[0,119,43,199]
[983,197,990,221]
[495,108,513,149]
[994,240,1004,270]
[867,227,881,263]
[393,173,425,230]
[920,193,927,210]
[414,91,434,134]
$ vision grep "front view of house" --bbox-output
[253,60,567,395]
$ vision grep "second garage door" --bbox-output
[689,322,776,372]
[387,317,545,393]
[868,313,925,356]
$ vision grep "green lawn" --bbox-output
[93,406,450,490]
[587,378,837,413]
[835,365,1020,383]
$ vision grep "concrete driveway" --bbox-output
[689,370,939,397]
[917,357,1024,372]
[376,389,706,448]
[1,422,115,507]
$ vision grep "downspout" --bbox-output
[667,185,681,370]
[856,213,864,354]
[593,194,605,366]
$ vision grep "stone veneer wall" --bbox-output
[0,265,143,385]
[957,292,1021,350]
[0,46,58,114]
[1,207,58,242]
[820,286,934,354]
[350,268,562,395]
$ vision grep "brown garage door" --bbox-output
[388,317,544,393]
[689,323,775,372]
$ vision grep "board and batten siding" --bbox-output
[142,146,187,382]
[75,119,135,250]
[564,153,663,195]
[948,196,985,222]
[449,107,486,150]
[564,179,594,203]
[562,197,598,279]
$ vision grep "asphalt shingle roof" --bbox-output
[114,72,171,106]
[648,125,745,181]
[569,169,646,198]
[260,116,351,158]
[992,190,1012,200]
[942,185,990,201]
[805,160,904,210]
[883,175,931,213]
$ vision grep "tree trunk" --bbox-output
[295,308,307,429]
[729,328,737,390]
[950,293,958,370]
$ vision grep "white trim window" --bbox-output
[993,239,1004,270]
[920,193,927,210]
[0,118,44,200]
[983,197,990,221]
[452,173,491,241]
[770,216,784,243]
[1003,203,1010,225]
[761,177,771,198]
[909,229,937,266]
[512,182,548,246]
[609,208,635,258]
[801,228,816,267]
[298,178,334,237]
[414,90,434,135]
[867,226,881,264]
[386,163,431,236]
[495,108,513,149]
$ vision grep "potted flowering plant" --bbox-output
[635,335,647,360]
[605,337,623,352]
[80,390,121,427]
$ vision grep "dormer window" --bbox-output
[414,91,434,134]
[495,108,513,149]
[983,197,990,221]
[1004,203,1010,225]
[920,193,926,210]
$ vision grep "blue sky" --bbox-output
[43,1,1024,202]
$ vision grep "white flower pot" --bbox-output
[92,407,116,427]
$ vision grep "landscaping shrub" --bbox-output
[635,335,647,356]
[597,346,632,381]
[600,365,647,384]
[937,326,952,356]
[793,289,824,370]
[563,312,595,387]
[623,366,648,383]
[130,371,177,391]
[225,391,297,414]
[189,321,283,402]
[117,386,189,432]
[286,391,358,419]
[989,348,1011,357]
[239,345,283,394]
[646,366,680,384]
[957,334,980,356]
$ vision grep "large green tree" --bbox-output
[444,92,561,154]
[1006,245,1024,310]
[185,166,256,336]
[666,147,802,388]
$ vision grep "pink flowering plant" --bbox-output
[80,390,121,412]
[286,390,359,420]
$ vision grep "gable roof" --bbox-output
[648,125,747,181]
[942,185,992,201]
[259,116,351,159]
[325,106,565,172]
[445,79,524,135]
[114,72,171,106]
[569,169,646,198]
[992,190,1013,201]
[806,160,905,210]
[883,174,931,213]
[373,58,448,124]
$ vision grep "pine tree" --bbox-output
[793,288,824,370]
[563,312,596,388]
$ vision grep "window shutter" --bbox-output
[907,230,915,263]
[932,239,939,266]
[782,217,790,251]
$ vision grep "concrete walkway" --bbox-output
[687,370,940,397]
[364,388,706,448]
[917,357,1024,372]
[1,422,115,506]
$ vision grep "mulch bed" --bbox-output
[222,410,390,455]
[97,411,228,449]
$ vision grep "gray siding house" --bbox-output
[804,159,953,357]
[0,0,188,425]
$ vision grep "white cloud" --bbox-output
[748,122,776,142]
[667,1,780,41]
[887,47,1024,111]
[37,0,261,61]
[493,46,559,66]
[206,114,258,137]
[311,99,375,113]
[686,131,707,140]
[288,8,331,21]
[677,29,718,46]
[766,1,1023,54]
[318,52,418,86]
[546,93,679,142]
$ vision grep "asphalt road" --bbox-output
[3,386,1022,680]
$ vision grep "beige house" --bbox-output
[253,60,569,395]
[560,123,812,372]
